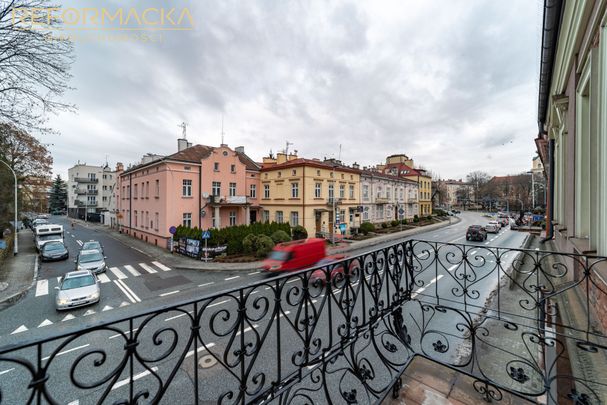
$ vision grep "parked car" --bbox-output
[81,240,104,254]
[55,271,100,310]
[497,215,509,227]
[466,225,487,242]
[485,221,501,233]
[40,241,69,262]
[262,238,341,274]
[74,249,108,273]
[30,218,48,230]
[452,209,461,214]
[35,224,64,251]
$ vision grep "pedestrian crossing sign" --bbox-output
[201,230,211,239]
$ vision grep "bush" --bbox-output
[391,220,400,227]
[426,215,432,221]
[271,230,291,244]
[291,225,308,240]
[413,215,420,223]
[434,209,448,217]
[360,222,375,235]
[381,222,388,229]
[255,235,275,258]
[242,234,258,254]
[401,219,407,225]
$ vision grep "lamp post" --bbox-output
[526,171,535,210]
[0,159,18,255]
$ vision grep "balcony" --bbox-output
[326,197,343,205]
[375,196,390,204]
[75,189,97,195]
[74,199,97,207]
[0,240,605,404]
[208,195,250,205]
[74,177,98,183]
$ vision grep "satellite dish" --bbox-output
[202,192,209,198]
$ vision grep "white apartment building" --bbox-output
[444,179,473,207]
[360,170,419,224]
[67,163,118,226]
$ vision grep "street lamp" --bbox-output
[526,171,535,209]
[0,159,18,255]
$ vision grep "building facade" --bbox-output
[381,154,433,216]
[67,164,117,222]
[360,170,418,224]
[259,153,361,238]
[116,140,260,247]
[444,179,473,207]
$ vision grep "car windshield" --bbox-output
[83,242,101,250]
[38,234,61,241]
[79,252,103,263]
[61,275,96,290]
[43,242,64,251]
[268,251,290,261]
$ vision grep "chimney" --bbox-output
[235,146,244,154]
[352,162,360,170]
[116,162,124,172]
[276,152,287,164]
[178,138,189,152]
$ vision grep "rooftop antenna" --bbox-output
[338,144,342,161]
[221,114,225,145]
[285,141,293,155]
[178,122,188,139]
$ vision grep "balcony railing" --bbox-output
[74,200,97,207]
[74,177,99,183]
[75,189,97,195]
[326,197,343,205]
[0,240,605,404]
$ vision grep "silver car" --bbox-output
[55,271,100,310]
[75,249,108,273]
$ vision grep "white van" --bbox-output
[35,224,64,251]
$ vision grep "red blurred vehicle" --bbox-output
[261,238,346,275]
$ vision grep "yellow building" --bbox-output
[260,153,361,238]
[383,154,433,216]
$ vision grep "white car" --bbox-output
[485,221,501,233]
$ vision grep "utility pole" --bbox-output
[0,159,18,255]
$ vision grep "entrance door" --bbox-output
[315,212,321,234]
[250,210,257,224]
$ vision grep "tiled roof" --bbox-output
[236,152,260,171]
[382,163,425,177]
[361,170,418,184]
[261,158,361,174]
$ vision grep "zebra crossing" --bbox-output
[34,261,173,298]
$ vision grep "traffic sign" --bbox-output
[169,226,177,235]
[201,230,211,239]
[398,208,405,215]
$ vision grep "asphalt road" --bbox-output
[0,212,529,404]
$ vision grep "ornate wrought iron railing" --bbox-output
[0,239,606,404]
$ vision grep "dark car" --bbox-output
[40,241,69,262]
[466,225,487,242]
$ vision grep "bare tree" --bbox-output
[466,171,490,203]
[0,0,75,133]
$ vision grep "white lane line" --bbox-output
[412,275,444,298]
[138,263,157,274]
[67,401,79,405]
[71,235,75,238]
[109,267,128,280]
[117,279,141,302]
[248,271,261,275]
[470,250,478,255]
[113,280,137,303]
[198,282,214,287]
[152,261,171,271]
[0,368,14,376]
[97,273,111,284]
[208,299,229,308]
[447,265,457,272]
[484,241,490,245]
[124,265,141,277]
[42,344,89,361]
[225,276,240,281]
[448,236,465,243]
[76,240,83,246]
[165,311,193,322]
[130,247,146,254]
[112,367,159,390]
[159,290,179,297]
[109,327,139,340]
[35,279,48,297]
[185,342,216,358]
[286,279,299,284]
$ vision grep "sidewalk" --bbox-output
[73,217,461,271]
[0,230,38,310]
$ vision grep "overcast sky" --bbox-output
[43,0,542,181]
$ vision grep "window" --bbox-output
[103,185,107,191]
[212,181,221,196]
[183,179,192,197]
[229,211,236,226]
[212,210,217,228]
[291,182,299,198]
[134,210,138,227]
[183,213,192,227]
[229,182,237,197]
[155,213,159,231]
[122,186,126,199]
[292,169,296,176]
[317,170,321,176]
[363,185,369,200]
[363,211,369,221]
[315,183,321,198]
[278,171,282,178]
[276,211,284,223]
[340,210,345,223]
[339,184,345,199]
[349,185,354,199]
[102,196,107,201]
[328,184,334,199]
[127,185,130,198]
[134,184,138,198]
[141,182,145,198]
[145,211,149,228]
[146,181,149,198]
[103,174,107,180]
[264,184,270,198]
[377,186,382,198]
[263,210,270,223]
[155,180,160,197]
[330,172,334,178]
[88,173,96,181]
[341,174,344,179]
[386,187,391,200]
[290,211,299,226]
[250,184,256,198]
[231,164,236,173]
[214,162,219,171]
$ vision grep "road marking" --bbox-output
[447,265,457,272]
[224,276,240,281]
[42,344,89,361]
[109,327,139,340]
[0,368,14,376]
[116,279,141,302]
[11,325,28,334]
[109,267,127,280]
[448,236,465,243]
[484,242,490,245]
[185,342,216,358]
[119,301,130,307]
[56,276,61,283]
[198,282,214,288]
[102,305,114,312]
[470,250,478,255]
[160,290,179,297]
[208,299,229,308]
[97,273,111,284]
[152,261,171,271]
[114,280,137,303]
[71,235,75,238]
[138,263,157,274]
[83,309,96,316]
[62,314,75,322]
[76,240,83,246]
[38,319,53,327]
[165,311,193,322]
[112,367,159,390]
[124,265,141,277]
[248,271,261,275]
[67,401,79,405]
[286,279,299,284]
[412,275,444,298]
[130,246,146,254]
[35,279,48,297]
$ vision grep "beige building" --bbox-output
[381,154,433,216]
[444,179,473,207]
[260,153,361,238]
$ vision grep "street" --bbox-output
[0,211,529,404]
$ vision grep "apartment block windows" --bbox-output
[183,213,192,227]
[214,162,219,171]
[231,164,236,173]
[386,187,391,200]
[263,210,270,223]
[212,210,217,228]
[250,184,256,198]
[145,211,149,228]
[276,211,284,223]
[134,184,138,199]
[88,173,96,181]
[315,183,322,198]
[349,185,354,199]
[339,184,345,199]
[291,182,299,198]
[182,180,192,197]
[155,213,159,231]
[212,182,221,196]
[146,182,149,198]
[134,210,138,227]
[290,211,299,226]
[328,184,334,199]
[229,182,237,197]
[229,211,237,226]
[127,185,130,199]
[363,185,369,201]
[155,180,160,197]
[264,184,270,199]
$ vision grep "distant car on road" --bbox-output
[75,249,107,273]
[81,240,104,254]
[485,221,501,233]
[466,225,487,242]
[40,241,69,262]
[55,271,100,310]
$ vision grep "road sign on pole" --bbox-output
[201,230,211,239]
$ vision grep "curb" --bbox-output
[0,256,38,311]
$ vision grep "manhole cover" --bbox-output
[198,354,217,369]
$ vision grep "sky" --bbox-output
[41,0,543,181]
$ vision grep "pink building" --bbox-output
[116,139,261,247]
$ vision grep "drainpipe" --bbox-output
[198,165,202,228]
[541,138,555,243]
